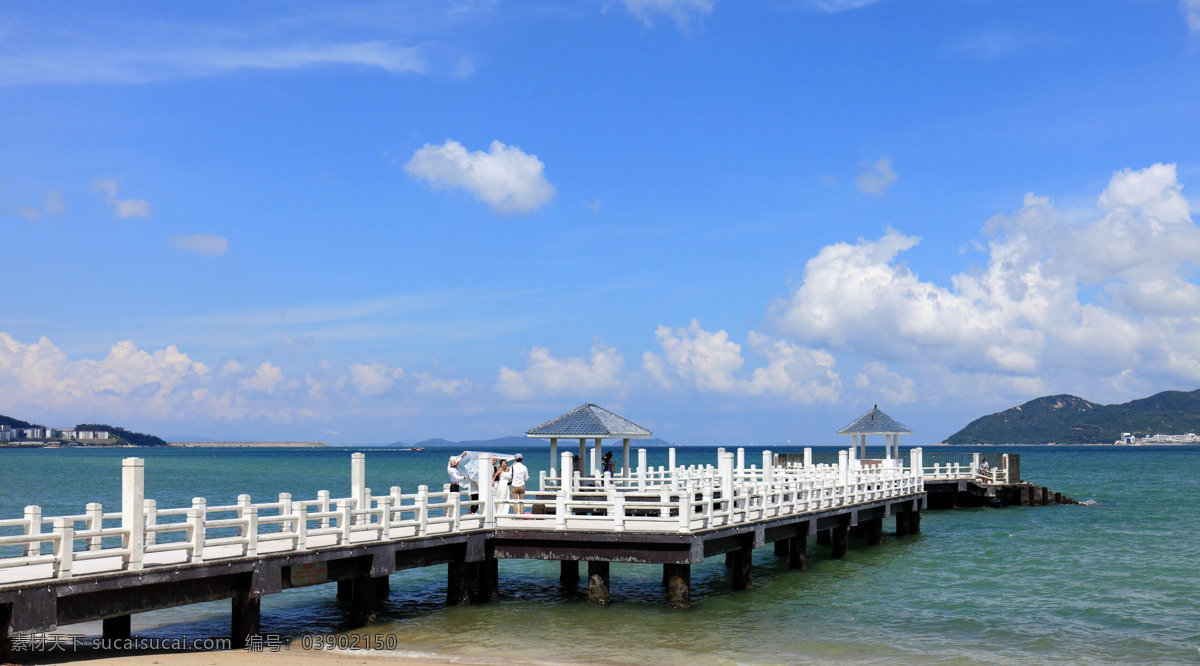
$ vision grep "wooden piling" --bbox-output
[230,594,260,649]
[788,534,807,571]
[663,563,691,609]
[896,512,910,537]
[908,510,921,535]
[831,524,848,559]
[866,516,883,546]
[587,561,610,605]
[447,561,474,605]
[560,560,579,587]
[731,545,753,590]
[103,614,131,640]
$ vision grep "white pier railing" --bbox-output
[0,448,924,584]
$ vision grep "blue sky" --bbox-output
[3,0,1200,445]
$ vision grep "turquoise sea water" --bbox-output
[2,445,1198,664]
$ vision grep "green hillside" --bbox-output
[947,389,1200,444]
[0,413,39,429]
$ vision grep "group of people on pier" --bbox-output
[446,451,529,515]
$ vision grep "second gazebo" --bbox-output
[526,403,651,478]
[837,404,913,461]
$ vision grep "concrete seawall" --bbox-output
[168,442,327,448]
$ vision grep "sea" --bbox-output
[1,444,1198,665]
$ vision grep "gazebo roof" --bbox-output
[526,403,652,439]
[837,405,914,435]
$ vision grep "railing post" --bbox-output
[555,489,567,529]
[188,504,205,562]
[613,493,625,532]
[279,493,293,533]
[539,470,547,493]
[417,485,430,535]
[479,454,495,528]
[561,451,574,495]
[54,517,73,578]
[376,494,391,540]
[121,457,145,571]
[237,494,254,556]
[804,447,812,467]
[191,497,206,561]
[638,448,648,490]
[678,493,689,533]
[351,453,366,523]
[338,500,352,544]
[449,492,461,532]
[24,505,41,557]
[86,502,104,551]
[668,448,677,490]
[972,452,981,478]
[762,450,773,487]
[736,447,745,473]
[295,505,307,550]
[143,499,157,546]
[244,505,258,557]
[318,490,331,527]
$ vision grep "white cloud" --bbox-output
[1183,0,1200,31]
[349,362,404,396]
[854,362,917,404]
[91,178,151,219]
[621,0,714,29]
[404,139,555,214]
[642,320,841,402]
[855,156,897,195]
[44,191,65,216]
[0,42,427,87]
[240,362,284,394]
[496,343,624,400]
[771,163,1200,404]
[171,234,229,256]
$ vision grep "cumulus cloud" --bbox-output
[171,233,229,256]
[404,139,555,214]
[240,362,284,394]
[771,163,1200,403]
[349,362,404,396]
[92,178,151,218]
[811,0,887,13]
[855,156,897,195]
[854,362,917,404]
[496,343,624,400]
[642,320,841,402]
[621,0,714,29]
[14,191,66,220]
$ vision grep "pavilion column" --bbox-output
[578,438,586,476]
[550,438,558,476]
[622,438,631,478]
[594,438,602,476]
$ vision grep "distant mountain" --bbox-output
[76,423,170,447]
[947,389,1200,444]
[407,435,678,450]
[0,413,39,429]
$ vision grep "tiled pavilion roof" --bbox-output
[836,405,914,435]
[526,403,651,439]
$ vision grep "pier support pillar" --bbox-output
[663,563,691,609]
[560,560,579,587]
[587,561,611,605]
[231,594,261,649]
[447,561,476,605]
[831,524,848,559]
[908,511,921,535]
[866,517,883,546]
[103,614,132,640]
[896,512,910,538]
[724,552,735,568]
[787,535,806,571]
[475,558,499,603]
[816,528,832,547]
[731,545,753,590]
[773,539,789,556]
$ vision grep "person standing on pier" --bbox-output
[510,453,529,514]
[602,451,616,478]
[448,454,466,493]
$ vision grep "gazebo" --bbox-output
[526,403,651,478]
[837,404,913,461]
